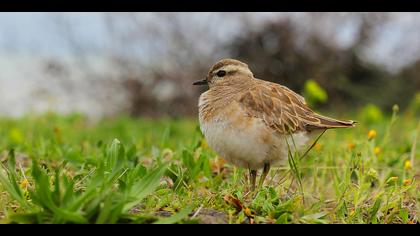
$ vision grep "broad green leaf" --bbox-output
[123,164,167,212]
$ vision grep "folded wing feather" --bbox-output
[238,79,355,134]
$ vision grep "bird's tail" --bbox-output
[306,113,357,131]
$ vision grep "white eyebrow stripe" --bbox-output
[219,64,247,72]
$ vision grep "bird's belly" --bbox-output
[199,114,314,170]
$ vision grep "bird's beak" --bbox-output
[192,78,208,86]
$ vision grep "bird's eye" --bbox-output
[216,70,227,77]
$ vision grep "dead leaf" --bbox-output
[211,156,225,174]
[223,195,244,212]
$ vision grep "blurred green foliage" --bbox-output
[409,92,420,116]
[303,79,328,106]
[360,104,384,124]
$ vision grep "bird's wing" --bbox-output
[238,80,355,134]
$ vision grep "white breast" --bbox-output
[200,114,271,169]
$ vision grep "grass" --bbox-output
[0,108,419,224]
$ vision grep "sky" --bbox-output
[0,13,106,55]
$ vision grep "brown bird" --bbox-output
[193,59,355,191]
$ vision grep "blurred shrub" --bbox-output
[227,17,419,114]
[50,13,420,117]
[303,79,328,107]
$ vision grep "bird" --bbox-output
[193,58,355,191]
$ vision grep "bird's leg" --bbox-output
[249,169,257,192]
[258,163,271,189]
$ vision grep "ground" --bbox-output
[0,108,419,224]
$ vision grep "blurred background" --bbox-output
[0,12,419,120]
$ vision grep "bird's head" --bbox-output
[193,59,254,89]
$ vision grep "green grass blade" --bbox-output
[153,205,194,224]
